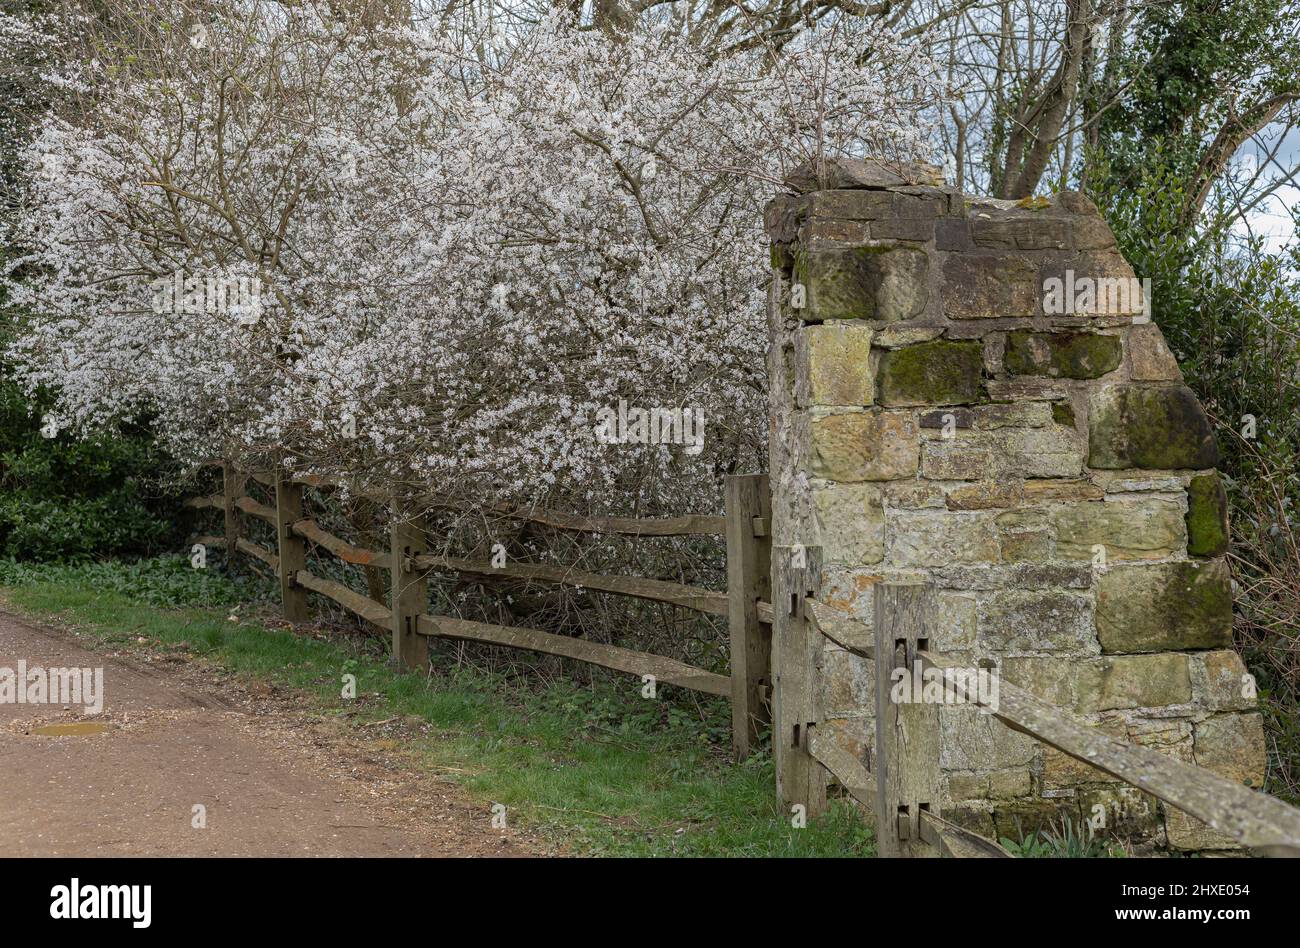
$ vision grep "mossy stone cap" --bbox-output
[1088,384,1220,470]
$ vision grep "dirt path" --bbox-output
[0,609,543,857]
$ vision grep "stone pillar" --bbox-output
[764,157,1262,853]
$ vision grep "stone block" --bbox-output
[947,482,1024,510]
[796,323,874,407]
[920,407,973,429]
[934,563,1092,590]
[1186,472,1229,557]
[1167,713,1266,851]
[874,326,945,348]
[1003,331,1122,379]
[800,245,929,321]
[882,481,946,509]
[1096,560,1233,653]
[1189,650,1255,712]
[823,648,876,716]
[806,188,896,220]
[994,508,1053,562]
[989,770,1033,799]
[976,589,1095,653]
[1088,384,1220,470]
[1127,323,1183,382]
[1022,479,1104,503]
[940,705,1036,771]
[1051,498,1187,561]
[809,410,919,481]
[933,592,977,650]
[1194,713,1266,790]
[970,402,1053,429]
[876,340,983,406]
[942,253,1039,318]
[813,483,885,565]
[1091,653,1192,710]
[1079,786,1162,838]
[870,218,935,242]
[993,800,1075,843]
[888,509,1001,567]
[996,427,1085,478]
[972,216,1071,251]
[921,440,991,480]
[1040,253,1143,316]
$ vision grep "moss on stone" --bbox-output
[1052,402,1075,427]
[1186,472,1229,556]
[802,245,928,321]
[876,340,983,406]
[1088,385,1221,470]
[1004,331,1121,379]
[770,242,794,271]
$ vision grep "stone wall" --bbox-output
[764,158,1264,853]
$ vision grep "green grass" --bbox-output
[0,555,873,857]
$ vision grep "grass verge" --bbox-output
[0,556,873,857]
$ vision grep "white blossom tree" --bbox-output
[4,0,947,516]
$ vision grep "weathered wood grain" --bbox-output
[726,474,772,759]
[874,583,941,858]
[411,553,727,616]
[290,519,391,569]
[415,614,729,696]
[235,537,278,570]
[807,728,873,811]
[389,502,429,671]
[223,463,246,560]
[274,474,310,623]
[772,545,826,818]
[918,810,1014,858]
[295,568,393,627]
[234,495,277,524]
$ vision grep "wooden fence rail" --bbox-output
[789,557,1300,858]
[186,464,771,756]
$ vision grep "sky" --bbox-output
[1234,125,1299,255]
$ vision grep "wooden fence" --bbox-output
[186,464,773,758]
[773,547,1300,858]
[186,466,1300,857]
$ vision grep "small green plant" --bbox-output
[1000,813,1124,858]
[0,553,271,608]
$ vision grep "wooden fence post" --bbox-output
[772,543,826,820]
[726,473,772,760]
[222,461,246,560]
[873,582,942,857]
[275,471,310,622]
[389,501,429,672]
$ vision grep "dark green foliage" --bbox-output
[0,399,180,560]
[1082,1,1300,798]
